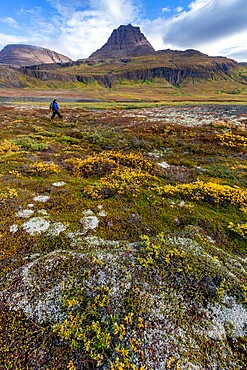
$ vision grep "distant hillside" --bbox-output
[0,44,72,66]
[18,49,240,88]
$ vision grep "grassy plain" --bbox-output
[0,98,246,369]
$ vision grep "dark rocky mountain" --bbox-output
[89,24,155,59]
[0,44,72,66]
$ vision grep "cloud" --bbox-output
[142,0,247,61]
[228,47,247,62]
[37,0,140,59]
[216,30,247,61]
[0,33,27,46]
[165,0,247,46]
[162,7,171,13]
[0,17,20,29]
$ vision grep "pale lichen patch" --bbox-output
[80,215,99,232]
[22,217,51,235]
[52,181,67,187]
[16,209,35,218]
[48,222,67,236]
[9,224,18,233]
[208,295,247,340]
[33,195,50,202]
[158,161,170,169]
[98,210,107,217]
[83,209,94,216]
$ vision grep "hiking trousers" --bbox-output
[51,110,63,119]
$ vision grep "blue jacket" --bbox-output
[52,101,59,111]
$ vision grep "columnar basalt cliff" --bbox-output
[89,24,155,59]
[19,50,238,88]
[0,44,72,66]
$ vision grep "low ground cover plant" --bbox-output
[0,104,246,369]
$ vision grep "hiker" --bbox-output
[50,99,63,120]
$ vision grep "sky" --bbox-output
[0,0,247,62]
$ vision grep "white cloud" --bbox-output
[188,0,211,11]
[0,17,20,29]
[226,45,247,61]
[166,0,247,45]
[0,33,27,46]
[142,0,247,62]
[175,7,183,13]
[162,7,170,13]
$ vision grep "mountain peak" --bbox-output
[0,44,72,66]
[89,24,155,59]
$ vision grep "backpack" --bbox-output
[49,102,54,110]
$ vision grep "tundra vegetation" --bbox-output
[0,102,246,369]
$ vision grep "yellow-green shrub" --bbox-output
[66,155,118,178]
[67,151,155,179]
[84,168,156,198]
[228,222,247,239]
[29,161,61,174]
[101,151,156,172]
[155,181,247,208]
[0,140,19,154]
[0,187,18,201]
[217,131,247,148]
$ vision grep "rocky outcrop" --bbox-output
[0,44,72,66]
[0,65,27,87]
[74,63,236,88]
[89,24,155,59]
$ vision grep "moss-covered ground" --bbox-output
[0,103,246,369]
